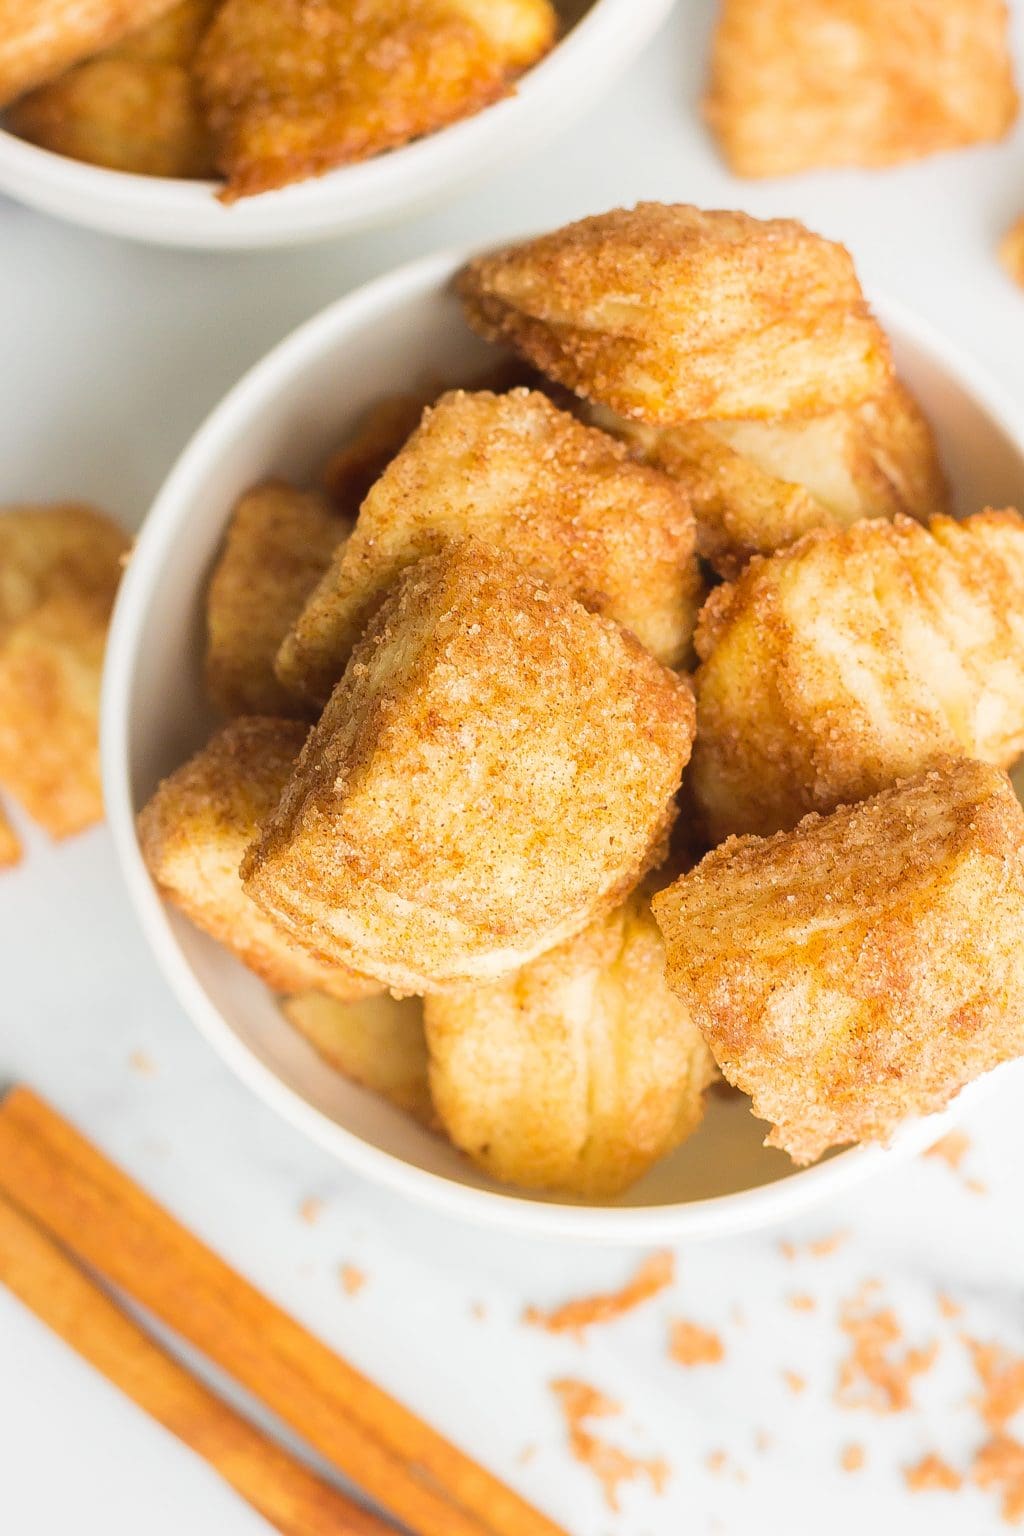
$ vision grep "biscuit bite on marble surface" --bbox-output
[138,717,380,1000]
[282,991,433,1125]
[705,0,1018,179]
[425,892,716,1196]
[653,759,1024,1166]
[195,0,557,200]
[590,379,947,576]
[0,0,181,106]
[276,387,700,706]
[0,502,128,839]
[692,509,1024,842]
[245,540,695,994]
[205,481,348,719]
[458,204,892,424]
[5,0,216,176]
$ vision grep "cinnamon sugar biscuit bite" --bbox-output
[195,0,557,201]
[138,717,381,1000]
[282,992,433,1125]
[6,0,216,177]
[425,892,716,1196]
[653,759,1024,1166]
[276,388,700,706]
[458,204,892,424]
[0,0,181,106]
[706,0,1018,180]
[0,502,128,839]
[591,379,947,576]
[692,509,1024,842]
[245,540,694,994]
[205,481,348,719]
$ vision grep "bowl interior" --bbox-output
[110,258,1024,1226]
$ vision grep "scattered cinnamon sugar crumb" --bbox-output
[705,1449,728,1475]
[904,1452,963,1493]
[339,1264,366,1296]
[925,1130,971,1172]
[974,1434,1024,1523]
[525,1252,674,1338]
[836,1287,937,1413]
[789,1293,817,1313]
[470,1301,487,1321]
[966,1177,989,1197]
[937,1293,963,1321]
[840,1443,865,1473]
[668,1319,724,1368]
[780,1231,848,1261]
[966,1338,1024,1432]
[551,1379,670,1512]
[755,1429,773,1453]
[298,1197,323,1226]
[782,1370,806,1395]
[128,1050,156,1076]
[518,1444,536,1467]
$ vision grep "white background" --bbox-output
[4,2,1024,1532]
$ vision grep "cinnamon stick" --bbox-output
[0,1190,391,1536]
[0,1089,565,1536]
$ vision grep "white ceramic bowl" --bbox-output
[0,0,672,250]
[103,244,1024,1241]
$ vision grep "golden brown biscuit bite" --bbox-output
[0,502,128,839]
[692,510,1024,842]
[0,803,21,869]
[138,717,381,1000]
[205,481,348,719]
[425,893,716,1196]
[276,388,700,706]
[591,380,947,576]
[6,0,217,177]
[458,204,892,424]
[653,759,1024,1166]
[705,0,1018,179]
[282,991,433,1126]
[195,0,557,201]
[0,0,182,107]
[245,540,695,994]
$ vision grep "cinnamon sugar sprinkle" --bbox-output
[840,1443,865,1473]
[297,1197,323,1226]
[525,1251,674,1338]
[128,1050,156,1076]
[782,1370,807,1395]
[904,1452,962,1493]
[551,1378,669,1512]
[339,1264,366,1296]
[925,1130,971,1171]
[668,1319,724,1368]
[779,1230,849,1261]
[788,1293,817,1313]
[974,1434,1024,1523]
[967,1338,1024,1432]
[835,1287,937,1413]
[937,1293,962,1321]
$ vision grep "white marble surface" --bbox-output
[3,2,1024,1531]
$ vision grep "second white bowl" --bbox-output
[102,244,1024,1241]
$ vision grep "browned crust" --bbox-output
[245,540,694,993]
[195,0,557,202]
[653,758,1024,1165]
[0,502,128,839]
[205,480,348,719]
[705,0,1018,178]
[0,0,183,106]
[457,204,892,423]
[691,509,1024,842]
[137,717,381,999]
[277,387,700,706]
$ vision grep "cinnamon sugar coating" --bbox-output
[653,759,1024,1165]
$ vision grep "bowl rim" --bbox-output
[102,241,1024,1242]
[0,0,675,248]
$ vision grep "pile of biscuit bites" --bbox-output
[140,204,1024,1197]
